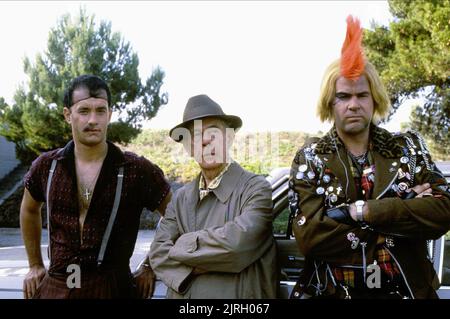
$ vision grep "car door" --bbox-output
[268,168,304,299]
[434,162,450,298]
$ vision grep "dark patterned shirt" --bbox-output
[24,140,170,274]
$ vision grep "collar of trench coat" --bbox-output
[183,162,245,228]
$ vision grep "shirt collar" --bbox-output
[199,161,232,201]
[51,140,127,166]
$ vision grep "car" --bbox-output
[150,161,450,299]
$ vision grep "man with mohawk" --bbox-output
[289,16,450,299]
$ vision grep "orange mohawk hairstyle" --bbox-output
[340,15,365,80]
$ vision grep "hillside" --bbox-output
[123,129,316,183]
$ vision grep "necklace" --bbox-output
[77,166,102,208]
[75,145,108,209]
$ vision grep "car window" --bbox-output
[273,206,290,237]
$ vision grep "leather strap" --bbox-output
[97,166,124,266]
[46,159,58,260]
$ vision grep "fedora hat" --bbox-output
[169,94,243,142]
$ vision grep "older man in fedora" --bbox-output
[148,94,277,298]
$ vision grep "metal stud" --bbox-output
[297,216,306,226]
[316,187,325,195]
[296,172,304,180]
[307,171,316,179]
[400,156,409,164]
[392,162,398,167]
[330,194,338,203]
[323,174,331,183]
[385,236,395,247]
[298,164,307,172]
[347,232,356,241]
[327,186,334,192]
[415,166,422,174]
[398,182,408,191]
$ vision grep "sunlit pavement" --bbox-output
[0,228,155,299]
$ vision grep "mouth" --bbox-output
[346,116,363,121]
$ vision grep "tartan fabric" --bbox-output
[377,246,401,281]
[346,151,375,201]
[332,245,401,288]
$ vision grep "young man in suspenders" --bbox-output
[20,75,171,299]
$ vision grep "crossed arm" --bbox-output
[149,178,273,294]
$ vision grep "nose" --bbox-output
[347,96,360,111]
[88,112,99,125]
[202,134,213,146]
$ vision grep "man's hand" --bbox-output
[133,264,156,299]
[408,183,432,198]
[348,183,434,222]
[192,267,208,275]
[23,264,46,299]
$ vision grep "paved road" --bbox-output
[0,228,159,299]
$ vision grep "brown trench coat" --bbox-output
[149,162,278,298]
[290,125,450,298]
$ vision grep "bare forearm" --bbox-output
[20,207,44,268]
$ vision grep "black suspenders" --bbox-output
[46,160,124,266]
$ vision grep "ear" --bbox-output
[63,107,72,124]
[107,107,112,122]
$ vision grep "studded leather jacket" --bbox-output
[289,125,450,298]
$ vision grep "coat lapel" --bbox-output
[372,151,399,199]
[317,150,357,202]
[184,175,200,232]
[370,125,404,199]
[212,162,243,204]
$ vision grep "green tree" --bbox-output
[0,8,168,163]
[364,0,449,158]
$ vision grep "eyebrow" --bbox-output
[204,124,221,129]
[335,90,370,95]
[75,104,108,111]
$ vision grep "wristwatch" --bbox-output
[355,200,365,222]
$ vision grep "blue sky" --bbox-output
[0,1,417,133]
